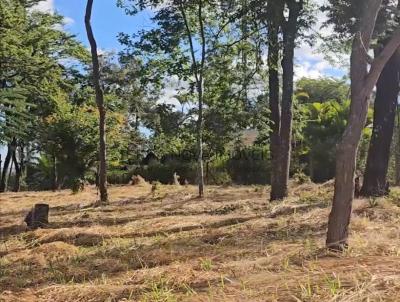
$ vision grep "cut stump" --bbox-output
[24,204,49,229]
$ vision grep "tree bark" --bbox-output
[85,0,108,203]
[0,138,16,193]
[269,0,302,201]
[362,49,400,196]
[267,1,283,201]
[197,0,205,197]
[179,0,205,197]
[396,106,400,185]
[52,154,58,191]
[326,0,400,250]
[12,147,21,192]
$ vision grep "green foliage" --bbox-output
[296,77,349,104]
[227,146,270,185]
[293,171,311,185]
[135,161,198,184]
[291,77,371,182]
[26,156,53,191]
[119,0,268,159]
[301,100,349,182]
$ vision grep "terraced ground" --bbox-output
[1,181,400,301]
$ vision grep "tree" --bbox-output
[361,0,400,196]
[85,0,108,203]
[326,0,400,250]
[266,0,311,201]
[0,0,87,192]
[361,50,400,196]
[119,0,266,196]
[178,0,206,197]
[296,77,349,104]
[303,100,349,181]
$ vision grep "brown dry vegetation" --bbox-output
[1,182,400,301]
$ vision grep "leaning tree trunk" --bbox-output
[85,0,108,203]
[361,49,400,196]
[326,0,400,250]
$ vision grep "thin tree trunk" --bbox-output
[309,154,314,181]
[12,149,21,192]
[179,0,205,197]
[52,154,58,191]
[197,81,205,197]
[267,0,283,201]
[326,0,400,250]
[0,148,11,192]
[362,49,400,196]
[197,0,206,197]
[8,155,13,190]
[0,155,3,183]
[85,0,108,203]
[0,138,16,193]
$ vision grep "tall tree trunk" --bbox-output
[197,78,205,197]
[179,0,205,197]
[269,0,302,201]
[85,0,108,203]
[12,149,21,192]
[396,106,400,185]
[8,156,13,189]
[197,0,206,197]
[326,0,400,250]
[0,138,16,193]
[362,49,400,196]
[52,154,58,191]
[0,155,3,183]
[267,1,283,201]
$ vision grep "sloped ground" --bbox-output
[1,182,400,301]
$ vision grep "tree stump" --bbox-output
[173,172,180,185]
[24,204,49,229]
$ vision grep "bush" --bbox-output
[135,160,198,184]
[107,169,134,185]
[293,170,311,184]
[226,146,270,185]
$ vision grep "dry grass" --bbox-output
[1,183,400,301]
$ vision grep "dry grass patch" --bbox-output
[2,183,400,301]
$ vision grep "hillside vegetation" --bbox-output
[1,183,400,301]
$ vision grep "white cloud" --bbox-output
[158,75,190,109]
[32,0,75,30]
[294,1,348,80]
[32,0,54,13]
[63,16,75,26]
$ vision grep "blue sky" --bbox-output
[35,0,346,81]
[37,0,153,51]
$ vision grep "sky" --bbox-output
[35,0,153,51]
[34,0,347,100]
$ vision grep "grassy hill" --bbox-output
[1,182,400,301]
